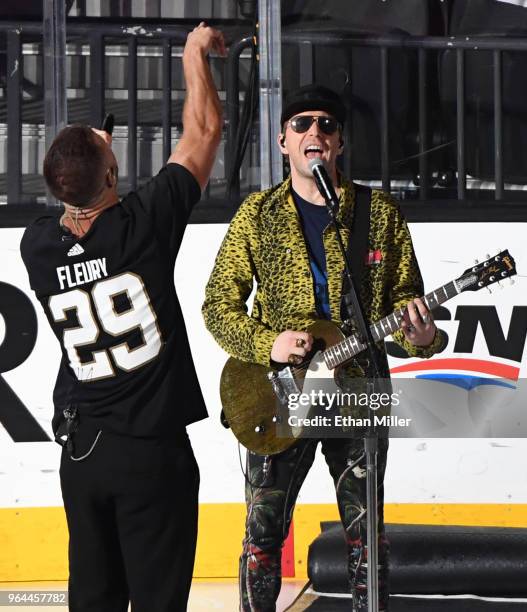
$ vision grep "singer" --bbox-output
[203,84,445,612]
[20,23,225,612]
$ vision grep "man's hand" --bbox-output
[400,298,436,347]
[185,21,226,58]
[271,330,313,364]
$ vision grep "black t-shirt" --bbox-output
[20,163,207,437]
[292,189,331,319]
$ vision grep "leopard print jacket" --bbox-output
[202,175,444,367]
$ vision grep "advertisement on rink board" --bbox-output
[0,221,526,509]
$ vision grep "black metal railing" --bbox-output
[2,22,527,221]
[225,30,527,206]
[0,18,250,209]
[6,27,22,204]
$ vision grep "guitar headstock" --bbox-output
[456,250,517,292]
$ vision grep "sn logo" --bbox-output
[387,304,527,363]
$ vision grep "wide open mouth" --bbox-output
[304,144,324,159]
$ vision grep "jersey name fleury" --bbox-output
[56,257,108,290]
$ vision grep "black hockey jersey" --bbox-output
[21,163,208,437]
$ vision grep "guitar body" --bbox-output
[220,320,345,455]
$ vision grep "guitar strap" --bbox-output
[340,183,372,323]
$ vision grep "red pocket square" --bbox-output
[365,250,383,265]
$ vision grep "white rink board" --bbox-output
[0,222,526,508]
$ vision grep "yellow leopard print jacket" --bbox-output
[202,175,444,367]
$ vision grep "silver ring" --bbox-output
[407,324,415,333]
[422,314,430,325]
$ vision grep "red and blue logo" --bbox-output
[390,358,519,391]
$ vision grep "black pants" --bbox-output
[60,428,199,612]
[239,437,389,612]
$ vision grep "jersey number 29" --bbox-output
[48,272,162,381]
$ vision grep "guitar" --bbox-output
[220,250,517,455]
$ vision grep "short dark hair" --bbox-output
[43,125,107,206]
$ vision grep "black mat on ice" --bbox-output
[290,594,527,611]
[308,522,527,597]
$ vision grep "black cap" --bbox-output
[280,84,346,127]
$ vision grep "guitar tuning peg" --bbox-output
[498,281,503,289]
[474,259,479,264]
[486,253,491,259]
[486,287,492,293]
[510,278,515,285]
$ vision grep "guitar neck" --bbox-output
[323,279,462,369]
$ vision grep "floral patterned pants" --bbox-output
[239,437,389,612]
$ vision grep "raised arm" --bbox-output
[169,22,225,190]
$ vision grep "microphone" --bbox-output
[308,158,339,211]
[101,113,114,136]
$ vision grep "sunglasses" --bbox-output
[288,115,340,135]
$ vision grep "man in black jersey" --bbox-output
[203,85,445,612]
[21,22,225,612]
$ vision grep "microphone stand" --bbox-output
[312,163,384,612]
